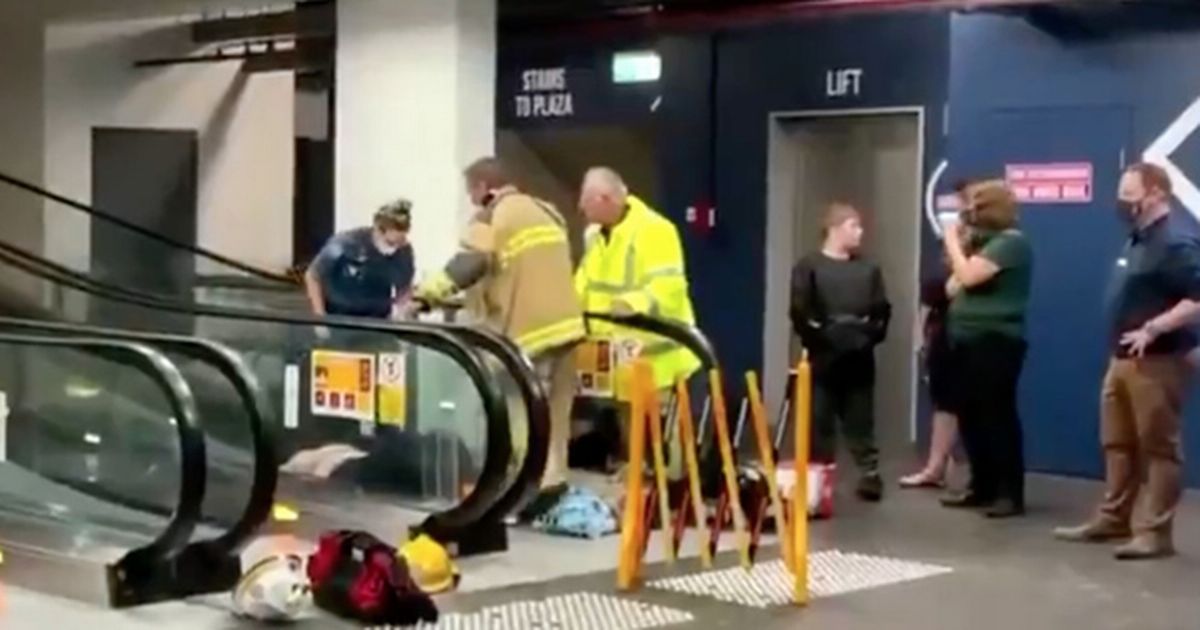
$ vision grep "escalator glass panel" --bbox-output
[0,338,181,559]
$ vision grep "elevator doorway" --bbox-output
[497,125,658,261]
[764,110,924,461]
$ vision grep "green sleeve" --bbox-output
[979,231,1030,271]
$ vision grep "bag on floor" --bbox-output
[307,530,439,625]
[532,485,619,539]
[775,462,837,519]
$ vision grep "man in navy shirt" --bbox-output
[305,200,415,319]
[1056,163,1200,560]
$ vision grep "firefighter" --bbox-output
[575,166,702,472]
[414,157,585,518]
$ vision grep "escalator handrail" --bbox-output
[422,323,551,521]
[583,311,719,371]
[0,170,296,286]
[0,315,277,555]
[0,242,511,541]
[0,332,206,566]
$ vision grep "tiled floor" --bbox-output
[3,473,1199,629]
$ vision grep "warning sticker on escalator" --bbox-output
[311,351,376,422]
[377,352,407,428]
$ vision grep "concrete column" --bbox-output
[336,0,496,275]
[0,7,45,299]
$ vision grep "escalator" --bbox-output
[0,330,254,606]
[0,177,553,605]
[0,169,726,574]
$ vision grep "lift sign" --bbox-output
[1006,162,1093,204]
[515,67,575,119]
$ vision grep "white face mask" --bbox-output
[373,232,399,256]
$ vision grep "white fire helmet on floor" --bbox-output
[232,554,312,622]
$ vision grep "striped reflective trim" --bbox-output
[501,225,567,264]
[643,266,684,280]
[641,340,677,356]
[517,317,587,354]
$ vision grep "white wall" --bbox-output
[44,16,295,274]
[336,0,496,276]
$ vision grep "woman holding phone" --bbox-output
[938,180,1033,518]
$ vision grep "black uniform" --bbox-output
[790,252,891,473]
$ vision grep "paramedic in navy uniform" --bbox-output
[305,199,416,319]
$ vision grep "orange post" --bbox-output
[709,369,752,569]
[617,360,651,591]
[646,378,675,564]
[675,378,713,568]
[792,354,812,605]
[745,371,793,572]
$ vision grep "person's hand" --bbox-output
[611,299,635,316]
[946,276,963,299]
[1120,322,1162,358]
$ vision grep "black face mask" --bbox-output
[1116,198,1143,227]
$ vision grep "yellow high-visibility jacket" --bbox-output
[574,195,702,394]
[443,190,586,357]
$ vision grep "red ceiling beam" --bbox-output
[503,0,1090,36]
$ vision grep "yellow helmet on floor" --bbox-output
[398,534,460,594]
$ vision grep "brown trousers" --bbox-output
[1098,357,1190,542]
[534,344,579,489]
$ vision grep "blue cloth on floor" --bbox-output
[532,486,618,539]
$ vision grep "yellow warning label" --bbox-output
[377,353,407,428]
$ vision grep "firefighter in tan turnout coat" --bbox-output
[415,157,585,517]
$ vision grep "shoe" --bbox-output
[517,484,568,523]
[1053,520,1131,543]
[1114,537,1175,561]
[856,472,883,502]
[940,491,994,509]
[984,497,1025,519]
[899,471,945,489]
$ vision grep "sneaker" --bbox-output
[1053,520,1131,543]
[856,472,883,502]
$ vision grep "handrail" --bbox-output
[583,311,719,371]
[423,323,551,520]
[0,170,296,285]
[0,315,277,555]
[0,333,206,572]
[0,240,511,542]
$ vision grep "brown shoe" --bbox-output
[1114,537,1175,561]
[1053,520,1131,543]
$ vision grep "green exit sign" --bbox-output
[612,51,661,84]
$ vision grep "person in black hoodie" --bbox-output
[790,203,892,501]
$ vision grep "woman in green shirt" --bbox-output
[940,180,1033,518]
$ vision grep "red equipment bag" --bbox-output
[307,530,439,625]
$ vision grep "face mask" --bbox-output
[373,233,399,256]
[1116,198,1143,227]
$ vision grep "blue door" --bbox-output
[959,106,1131,479]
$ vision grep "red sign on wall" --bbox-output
[1006,162,1094,204]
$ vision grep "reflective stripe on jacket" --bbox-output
[455,191,586,357]
[574,195,701,393]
